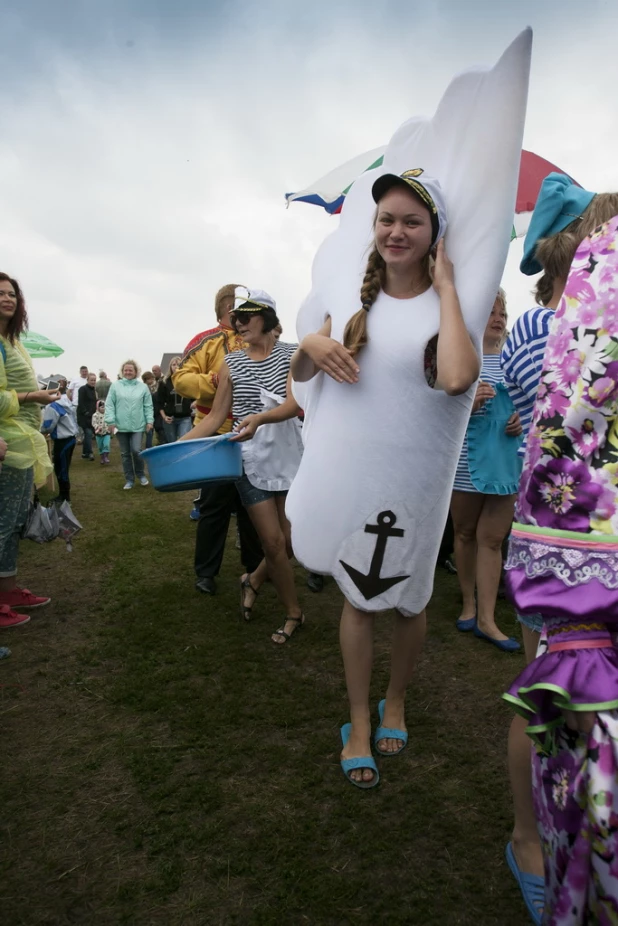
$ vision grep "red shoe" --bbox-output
[0,587,51,609]
[0,605,30,628]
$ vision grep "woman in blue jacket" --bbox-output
[104,360,154,490]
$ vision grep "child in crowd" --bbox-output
[40,382,79,502]
[92,400,112,464]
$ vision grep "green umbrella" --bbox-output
[20,331,65,359]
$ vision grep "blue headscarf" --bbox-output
[520,173,596,276]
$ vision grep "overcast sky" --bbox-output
[2,0,617,378]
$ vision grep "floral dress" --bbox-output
[503,216,618,925]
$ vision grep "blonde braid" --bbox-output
[343,248,385,355]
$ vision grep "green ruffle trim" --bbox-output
[512,521,618,544]
[503,685,618,746]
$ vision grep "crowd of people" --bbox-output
[2,170,618,922]
[0,341,205,631]
[2,35,617,923]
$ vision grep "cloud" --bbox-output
[1,0,617,377]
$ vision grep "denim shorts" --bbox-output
[235,473,287,509]
[516,611,544,633]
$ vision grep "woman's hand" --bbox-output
[431,239,455,296]
[20,389,61,405]
[146,423,153,432]
[231,414,262,442]
[505,412,523,437]
[472,381,495,413]
[39,390,61,404]
[299,334,360,384]
[163,414,173,424]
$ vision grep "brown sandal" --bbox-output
[271,614,305,644]
[239,574,259,622]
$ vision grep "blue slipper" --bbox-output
[340,723,379,789]
[374,699,408,756]
[505,842,544,925]
[473,626,521,652]
[456,615,477,632]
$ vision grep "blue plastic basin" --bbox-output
[141,434,243,492]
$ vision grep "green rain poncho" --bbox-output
[0,335,53,486]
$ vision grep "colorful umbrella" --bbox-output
[286,149,582,240]
[512,151,581,238]
[20,332,65,359]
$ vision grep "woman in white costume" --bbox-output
[286,31,532,788]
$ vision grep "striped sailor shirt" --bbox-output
[225,341,297,425]
[500,306,555,454]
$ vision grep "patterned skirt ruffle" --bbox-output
[504,619,618,746]
[532,714,618,925]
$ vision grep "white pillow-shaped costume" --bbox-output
[286,30,532,616]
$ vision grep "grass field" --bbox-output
[1,452,531,925]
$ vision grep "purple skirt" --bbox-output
[532,714,618,925]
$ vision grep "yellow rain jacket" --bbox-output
[0,335,53,486]
[173,323,245,430]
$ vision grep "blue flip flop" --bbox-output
[505,842,544,926]
[340,723,379,789]
[374,699,408,756]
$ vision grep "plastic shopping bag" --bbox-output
[22,495,60,544]
[56,501,83,551]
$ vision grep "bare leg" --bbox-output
[0,577,17,594]
[339,599,375,784]
[240,559,269,614]
[450,491,484,622]
[377,609,427,753]
[275,495,294,560]
[509,625,544,878]
[242,496,296,625]
[270,494,302,642]
[245,498,302,643]
[475,494,516,640]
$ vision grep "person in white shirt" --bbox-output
[67,366,89,406]
[67,365,89,444]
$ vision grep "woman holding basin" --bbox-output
[180,288,304,645]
